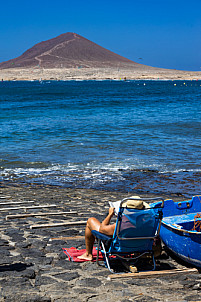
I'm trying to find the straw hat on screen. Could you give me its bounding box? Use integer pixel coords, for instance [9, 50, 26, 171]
[122, 197, 150, 209]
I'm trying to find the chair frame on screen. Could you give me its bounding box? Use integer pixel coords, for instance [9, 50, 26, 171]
[92, 197, 164, 273]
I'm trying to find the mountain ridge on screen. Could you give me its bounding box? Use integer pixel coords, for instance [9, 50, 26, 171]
[0, 32, 139, 69]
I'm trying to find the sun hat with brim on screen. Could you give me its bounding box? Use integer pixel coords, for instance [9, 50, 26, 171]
[122, 198, 150, 209]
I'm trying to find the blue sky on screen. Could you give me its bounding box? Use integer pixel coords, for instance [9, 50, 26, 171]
[0, 0, 201, 71]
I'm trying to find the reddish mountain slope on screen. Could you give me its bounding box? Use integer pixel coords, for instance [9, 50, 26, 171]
[0, 32, 138, 69]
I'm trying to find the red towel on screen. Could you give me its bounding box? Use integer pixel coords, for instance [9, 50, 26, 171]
[63, 247, 104, 262]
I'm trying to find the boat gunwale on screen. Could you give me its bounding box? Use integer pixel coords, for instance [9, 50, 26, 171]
[161, 220, 201, 235]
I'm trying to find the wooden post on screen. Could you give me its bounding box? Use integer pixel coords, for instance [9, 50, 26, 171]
[0, 201, 35, 206]
[30, 220, 87, 229]
[0, 204, 57, 211]
[107, 268, 198, 280]
[6, 211, 78, 220]
[49, 235, 85, 241]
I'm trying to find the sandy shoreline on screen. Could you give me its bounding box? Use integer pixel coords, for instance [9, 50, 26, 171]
[0, 182, 200, 301]
[1, 66, 201, 81]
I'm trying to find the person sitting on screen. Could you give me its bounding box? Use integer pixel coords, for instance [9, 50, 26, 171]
[77, 207, 115, 261]
[77, 198, 150, 261]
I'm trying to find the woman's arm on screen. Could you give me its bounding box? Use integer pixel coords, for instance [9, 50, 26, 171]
[99, 207, 116, 236]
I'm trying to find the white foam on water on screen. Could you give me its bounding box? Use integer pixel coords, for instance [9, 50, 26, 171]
[1, 159, 200, 180]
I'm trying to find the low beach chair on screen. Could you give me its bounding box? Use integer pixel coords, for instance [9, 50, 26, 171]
[92, 197, 164, 273]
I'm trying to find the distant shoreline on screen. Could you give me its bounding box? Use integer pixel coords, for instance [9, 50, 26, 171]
[1, 67, 201, 81]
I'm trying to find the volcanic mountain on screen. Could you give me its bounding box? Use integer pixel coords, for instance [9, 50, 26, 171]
[0, 32, 139, 69]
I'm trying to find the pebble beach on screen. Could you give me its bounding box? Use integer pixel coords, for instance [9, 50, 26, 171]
[1, 66, 201, 81]
[0, 182, 200, 302]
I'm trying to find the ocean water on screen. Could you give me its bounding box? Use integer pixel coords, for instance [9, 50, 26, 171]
[1, 80, 201, 197]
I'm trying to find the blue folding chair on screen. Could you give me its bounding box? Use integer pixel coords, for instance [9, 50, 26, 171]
[92, 197, 164, 273]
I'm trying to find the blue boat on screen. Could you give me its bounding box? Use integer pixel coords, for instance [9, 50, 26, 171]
[158, 195, 201, 268]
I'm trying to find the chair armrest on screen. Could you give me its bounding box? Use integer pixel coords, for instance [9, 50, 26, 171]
[92, 230, 112, 242]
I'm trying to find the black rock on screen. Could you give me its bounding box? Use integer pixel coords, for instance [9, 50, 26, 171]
[0, 239, 9, 246]
[48, 239, 67, 245]
[42, 257, 53, 265]
[30, 240, 48, 250]
[0, 262, 32, 273]
[92, 270, 109, 277]
[4, 294, 51, 302]
[58, 251, 67, 260]
[76, 278, 102, 287]
[0, 249, 11, 257]
[73, 288, 96, 294]
[53, 271, 79, 281]
[53, 259, 80, 269]
[15, 242, 32, 249]
[44, 245, 61, 253]
[21, 296, 51, 302]
[20, 248, 45, 258]
[35, 275, 55, 286]
[17, 268, 36, 279]
[181, 280, 198, 288]
[184, 294, 201, 301]
[0, 256, 14, 266]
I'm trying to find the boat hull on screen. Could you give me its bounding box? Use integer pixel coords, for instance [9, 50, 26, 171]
[158, 196, 201, 268]
[160, 222, 201, 268]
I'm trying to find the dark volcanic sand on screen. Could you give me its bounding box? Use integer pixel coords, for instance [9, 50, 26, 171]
[0, 182, 200, 302]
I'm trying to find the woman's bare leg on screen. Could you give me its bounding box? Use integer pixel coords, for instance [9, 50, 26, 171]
[77, 217, 101, 260]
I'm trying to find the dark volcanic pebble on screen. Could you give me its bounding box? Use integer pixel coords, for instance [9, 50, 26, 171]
[52, 271, 79, 281]
[76, 277, 102, 287]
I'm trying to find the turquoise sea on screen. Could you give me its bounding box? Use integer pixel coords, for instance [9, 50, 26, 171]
[1, 80, 201, 197]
